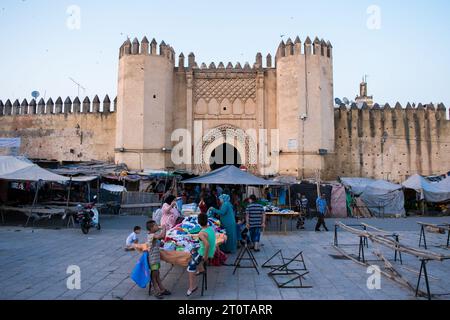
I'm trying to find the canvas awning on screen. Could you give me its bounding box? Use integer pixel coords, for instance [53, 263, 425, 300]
[182, 166, 281, 186]
[101, 183, 127, 193]
[360, 180, 405, 215]
[402, 174, 450, 203]
[272, 175, 298, 185]
[340, 177, 376, 196]
[70, 176, 99, 183]
[0, 156, 70, 183]
[341, 177, 405, 216]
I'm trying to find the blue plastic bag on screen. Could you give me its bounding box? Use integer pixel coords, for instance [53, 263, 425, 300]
[130, 252, 151, 288]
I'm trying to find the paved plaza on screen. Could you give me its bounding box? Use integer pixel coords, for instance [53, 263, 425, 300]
[0, 216, 449, 300]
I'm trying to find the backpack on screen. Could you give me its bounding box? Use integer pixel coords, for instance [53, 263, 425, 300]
[210, 248, 228, 266]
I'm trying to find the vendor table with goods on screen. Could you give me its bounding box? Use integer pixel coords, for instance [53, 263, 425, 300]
[161, 233, 227, 266]
[264, 210, 304, 233]
[137, 215, 227, 267]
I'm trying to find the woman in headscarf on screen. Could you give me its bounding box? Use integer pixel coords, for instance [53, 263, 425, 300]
[160, 195, 181, 230]
[208, 194, 237, 254]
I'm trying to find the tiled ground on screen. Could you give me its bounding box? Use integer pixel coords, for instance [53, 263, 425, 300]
[0, 215, 449, 300]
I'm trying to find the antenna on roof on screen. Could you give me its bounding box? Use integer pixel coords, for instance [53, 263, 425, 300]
[68, 77, 86, 97]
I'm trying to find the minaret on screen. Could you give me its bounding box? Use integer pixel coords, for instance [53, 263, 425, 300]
[360, 77, 368, 97]
[355, 76, 374, 108]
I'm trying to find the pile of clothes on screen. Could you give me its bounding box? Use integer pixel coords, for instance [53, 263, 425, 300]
[181, 203, 201, 216]
[162, 216, 225, 253]
[263, 205, 295, 214]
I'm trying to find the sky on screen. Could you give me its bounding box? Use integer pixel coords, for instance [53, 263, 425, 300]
[0, 0, 449, 108]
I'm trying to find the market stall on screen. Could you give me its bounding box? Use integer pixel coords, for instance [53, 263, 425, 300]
[0, 156, 98, 226]
[402, 174, 450, 203]
[136, 215, 227, 267]
[341, 177, 406, 217]
[181, 165, 281, 187]
[264, 211, 301, 233]
[182, 166, 288, 234]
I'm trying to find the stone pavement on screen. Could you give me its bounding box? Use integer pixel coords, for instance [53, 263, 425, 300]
[0, 215, 449, 300]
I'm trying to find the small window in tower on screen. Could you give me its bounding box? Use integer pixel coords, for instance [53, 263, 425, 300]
[153, 95, 157, 99]
[223, 107, 227, 111]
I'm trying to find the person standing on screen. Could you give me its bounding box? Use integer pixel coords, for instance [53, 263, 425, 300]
[315, 193, 329, 232]
[245, 195, 266, 252]
[146, 220, 171, 299]
[263, 188, 272, 202]
[205, 189, 219, 211]
[160, 195, 181, 230]
[208, 194, 237, 254]
[198, 194, 208, 215]
[296, 194, 307, 230]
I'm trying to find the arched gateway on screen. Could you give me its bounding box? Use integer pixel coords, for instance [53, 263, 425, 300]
[194, 125, 257, 174]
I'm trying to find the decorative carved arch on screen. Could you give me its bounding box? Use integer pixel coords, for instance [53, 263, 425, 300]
[194, 124, 258, 174]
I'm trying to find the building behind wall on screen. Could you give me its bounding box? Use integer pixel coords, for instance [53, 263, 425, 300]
[0, 35, 449, 182]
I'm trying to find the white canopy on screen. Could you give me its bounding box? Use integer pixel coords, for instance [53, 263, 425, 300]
[101, 183, 127, 193]
[402, 174, 450, 203]
[182, 165, 281, 186]
[340, 177, 376, 196]
[70, 176, 99, 183]
[341, 177, 405, 216]
[0, 156, 70, 183]
[272, 175, 298, 185]
[360, 180, 405, 216]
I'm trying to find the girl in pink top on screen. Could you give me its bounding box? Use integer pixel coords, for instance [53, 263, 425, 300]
[160, 195, 181, 230]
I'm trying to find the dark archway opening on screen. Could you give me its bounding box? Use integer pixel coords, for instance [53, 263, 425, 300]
[209, 143, 242, 171]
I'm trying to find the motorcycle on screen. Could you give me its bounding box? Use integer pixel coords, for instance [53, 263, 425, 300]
[76, 196, 101, 234]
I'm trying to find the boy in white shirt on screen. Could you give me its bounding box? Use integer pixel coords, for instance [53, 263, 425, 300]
[125, 226, 141, 251]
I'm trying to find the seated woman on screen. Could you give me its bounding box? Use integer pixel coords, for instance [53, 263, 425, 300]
[160, 195, 181, 230]
[208, 194, 237, 254]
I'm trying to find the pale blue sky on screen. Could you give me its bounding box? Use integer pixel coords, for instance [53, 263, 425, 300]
[0, 0, 449, 107]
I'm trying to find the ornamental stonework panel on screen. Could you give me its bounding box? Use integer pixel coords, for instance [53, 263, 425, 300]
[194, 78, 257, 103]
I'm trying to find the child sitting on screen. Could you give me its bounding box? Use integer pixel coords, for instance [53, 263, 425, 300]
[146, 220, 171, 299]
[186, 213, 216, 297]
[125, 226, 141, 251]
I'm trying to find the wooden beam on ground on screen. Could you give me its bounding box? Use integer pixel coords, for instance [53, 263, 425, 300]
[373, 251, 415, 292]
[361, 223, 392, 235]
[336, 222, 450, 261]
[417, 221, 450, 232]
[332, 245, 428, 298]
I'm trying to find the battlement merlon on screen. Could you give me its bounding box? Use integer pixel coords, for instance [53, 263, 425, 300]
[119, 37, 175, 63]
[119, 36, 332, 71]
[335, 102, 448, 121]
[276, 36, 333, 61]
[0, 95, 116, 116]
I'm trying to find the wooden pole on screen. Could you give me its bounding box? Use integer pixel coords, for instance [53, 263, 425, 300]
[96, 178, 100, 201]
[26, 180, 41, 227]
[87, 182, 91, 202]
[288, 185, 292, 210]
[316, 170, 321, 197]
[66, 177, 73, 208]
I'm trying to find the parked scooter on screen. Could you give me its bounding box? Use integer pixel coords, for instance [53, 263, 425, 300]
[76, 196, 101, 234]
